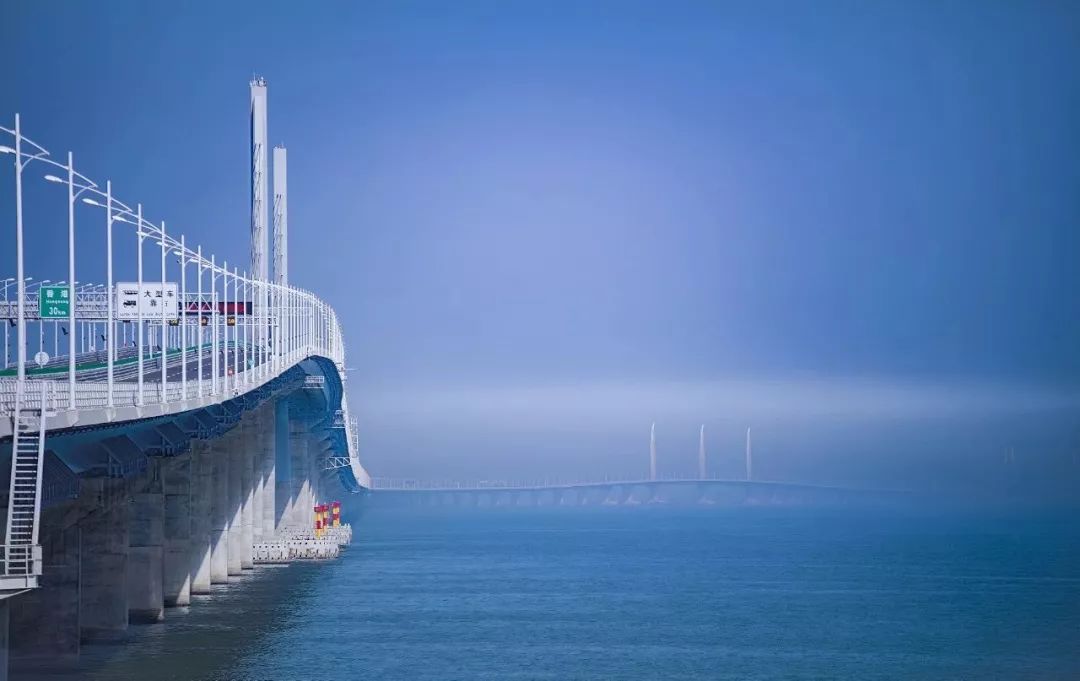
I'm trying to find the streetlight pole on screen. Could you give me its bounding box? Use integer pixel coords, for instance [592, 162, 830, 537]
[44, 152, 98, 408]
[233, 267, 239, 388]
[2, 115, 51, 386]
[66, 152, 75, 405]
[160, 221, 167, 402]
[83, 186, 119, 406]
[179, 236, 186, 398]
[13, 115, 26, 383]
[105, 184, 115, 406]
[137, 205, 144, 406]
[197, 245, 203, 397]
[241, 271, 247, 385]
[211, 256, 218, 396]
[223, 261, 230, 395]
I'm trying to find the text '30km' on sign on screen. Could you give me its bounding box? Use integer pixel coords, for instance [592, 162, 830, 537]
[38, 286, 70, 319]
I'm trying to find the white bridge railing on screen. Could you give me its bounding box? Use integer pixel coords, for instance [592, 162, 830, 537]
[0, 112, 355, 428]
[0, 345, 318, 415]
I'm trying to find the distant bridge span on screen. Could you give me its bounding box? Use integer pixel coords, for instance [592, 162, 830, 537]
[371, 477, 903, 507]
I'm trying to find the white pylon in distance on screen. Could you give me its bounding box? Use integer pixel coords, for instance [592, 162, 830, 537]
[698, 424, 706, 480]
[649, 422, 657, 481]
[745, 426, 753, 481]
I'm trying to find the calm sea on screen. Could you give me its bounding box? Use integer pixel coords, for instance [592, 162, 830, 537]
[22, 505, 1080, 680]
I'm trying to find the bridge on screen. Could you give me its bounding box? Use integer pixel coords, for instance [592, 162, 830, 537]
[369, 477, 882, 507]
[371, 426, 900, 507]
[0, 79, 370, 675]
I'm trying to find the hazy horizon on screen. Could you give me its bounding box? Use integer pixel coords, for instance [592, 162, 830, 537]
[4, 1, 1079, 501]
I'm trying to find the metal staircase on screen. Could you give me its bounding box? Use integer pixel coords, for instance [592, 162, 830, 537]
[2, 381, 48, 590]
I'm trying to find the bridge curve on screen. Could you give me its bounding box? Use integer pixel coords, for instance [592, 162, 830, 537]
[0, 82, 371, 669]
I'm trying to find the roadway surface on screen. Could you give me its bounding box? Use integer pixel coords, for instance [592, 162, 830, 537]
[4, 344, 256, 385]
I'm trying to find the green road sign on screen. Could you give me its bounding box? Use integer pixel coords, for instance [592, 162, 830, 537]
[39, 285, 70, 319]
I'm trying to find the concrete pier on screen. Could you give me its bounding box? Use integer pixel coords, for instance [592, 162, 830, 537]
[275, 400, 293, 529]
[288, 420, 310, 530]
[79, 479, 130, 642]
[209, 434, 231, 584]
[128, 465, 165, 623]
[251, 409, 265, 546]
[261, 404, 277, 538]
[162, 454, 193, 607]
[227, 433, 245, 576]
[190, 441, 213, 594]
[240, 418, 255, 570]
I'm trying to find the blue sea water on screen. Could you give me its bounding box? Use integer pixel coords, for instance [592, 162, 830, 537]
[33, 505, 1080, 680]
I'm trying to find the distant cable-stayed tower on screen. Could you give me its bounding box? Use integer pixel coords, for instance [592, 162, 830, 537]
[273, 145, 288, 285]
[745, 427, 753, 481]
[698, 424, 706, 480]
[649, 422, 657, 481]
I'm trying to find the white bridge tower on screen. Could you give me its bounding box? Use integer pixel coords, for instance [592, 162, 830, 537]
[250, 77, 269, 284]
[649, 422, 657, 481]
[745, 426, 753, 481]
[698, 424, 706, 479]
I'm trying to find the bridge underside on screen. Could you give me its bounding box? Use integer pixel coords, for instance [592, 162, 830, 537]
[0, 356, 367, 665]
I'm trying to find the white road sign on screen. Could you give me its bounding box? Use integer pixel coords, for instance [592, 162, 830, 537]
[116, 282, 179, 320]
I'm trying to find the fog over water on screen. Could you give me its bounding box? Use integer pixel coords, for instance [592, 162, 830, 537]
[359, 377, 1080, 501]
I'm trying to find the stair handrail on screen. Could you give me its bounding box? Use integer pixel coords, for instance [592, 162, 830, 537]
[4, 378, 26, 552]
[30, 381, 48, 548]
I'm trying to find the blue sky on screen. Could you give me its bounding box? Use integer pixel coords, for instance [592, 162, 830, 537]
[3, 1, 1079, 494]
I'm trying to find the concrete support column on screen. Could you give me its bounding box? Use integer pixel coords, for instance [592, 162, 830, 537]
[128, 463, 165, 623]
[162, 454, 192, 607]
[80, 479, 129, 642]
[288, 420, 310, 531]
[240, 418, 255, 570]
[190, 441, 213, 594]
[262, 404, 277, 538]
[274, 399, 291, 531]
[251, 407, 265, 545]
[209, 434, 231, 584]
[227, 428, 245, 575]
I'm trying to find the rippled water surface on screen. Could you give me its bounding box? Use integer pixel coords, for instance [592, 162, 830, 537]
[21, 505, 1080, 680]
